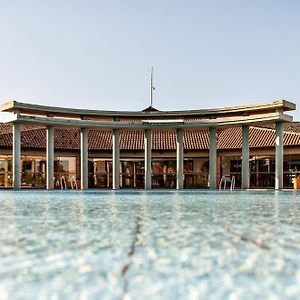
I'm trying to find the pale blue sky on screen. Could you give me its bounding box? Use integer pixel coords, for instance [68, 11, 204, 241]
[0, 0, 299, 120]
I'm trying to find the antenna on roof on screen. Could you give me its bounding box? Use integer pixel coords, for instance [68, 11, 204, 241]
[150, 66, 155, 107]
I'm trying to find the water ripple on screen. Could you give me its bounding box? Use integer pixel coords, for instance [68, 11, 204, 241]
[0, 190, 299, 299]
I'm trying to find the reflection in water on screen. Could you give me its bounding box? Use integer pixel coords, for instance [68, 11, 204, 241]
[0, 190, 300, 299]
[109, 191, 117, 220]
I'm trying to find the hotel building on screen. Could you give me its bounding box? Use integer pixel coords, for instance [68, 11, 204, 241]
[0, 100, 299, 190]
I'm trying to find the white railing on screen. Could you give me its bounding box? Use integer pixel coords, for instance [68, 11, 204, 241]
[70, 176, 78, 189]
[60, 176, 67, 189]
[219, 175, 235, 191]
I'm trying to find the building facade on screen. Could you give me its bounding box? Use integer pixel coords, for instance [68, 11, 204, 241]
[0, 100, 297, 190]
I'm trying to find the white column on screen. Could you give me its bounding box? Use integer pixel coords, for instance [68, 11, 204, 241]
[209, 127, 217, 189]
[12, 123, 21, 189]
[275, 121, 284, 190]
[242, 125, 250, 189]
[176, 128, 184, 189]
[112, 129, 120, 190]
[46, 126, 54, 190]
[81, 128, 88, 189]
[144, 129, 152, 189]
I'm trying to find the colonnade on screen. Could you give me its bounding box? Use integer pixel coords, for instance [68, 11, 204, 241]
[11, 122, 285, 190]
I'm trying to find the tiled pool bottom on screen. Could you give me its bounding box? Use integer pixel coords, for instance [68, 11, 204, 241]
[0, 191, 300, 300]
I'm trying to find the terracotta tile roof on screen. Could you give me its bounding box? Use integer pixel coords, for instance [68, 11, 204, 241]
[184, 130, 210, 149]
[0, 123, 12, 135]
[217, 127, 242, 149]
[258, 122, 300, 133]
[217, 126, 300, 149]
[22, 128, 46, 148]
[0, 123, 44, 135]
[90, 129, 210, 150]
[0, 123, 300, 151]
[284, 130, 300, 145]
[0, 127, 47, 148]
[0, 132, 12, 147]
[89, 130, 112, 150]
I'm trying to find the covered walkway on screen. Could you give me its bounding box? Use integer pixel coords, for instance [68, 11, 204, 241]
[0, 99, 296, 190]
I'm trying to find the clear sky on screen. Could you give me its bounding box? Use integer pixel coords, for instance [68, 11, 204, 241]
[0, 0, 299, 121]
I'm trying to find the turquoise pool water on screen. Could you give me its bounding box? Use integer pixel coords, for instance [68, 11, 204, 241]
[0, 190, 300, 299]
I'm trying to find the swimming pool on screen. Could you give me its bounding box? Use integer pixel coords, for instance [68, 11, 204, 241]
[0, 190, 299, 299]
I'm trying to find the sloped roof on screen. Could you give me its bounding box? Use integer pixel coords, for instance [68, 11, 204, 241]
[0, 127, 210, 150]
[218, 125, 300, 149]
[218, 127, 276, 149]
[141, 106, 159, 112]
[258, 123, 300, 133]
[0, 123, 300, 151]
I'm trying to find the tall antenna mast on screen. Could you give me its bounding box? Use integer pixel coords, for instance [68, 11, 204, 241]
[150, 67, 155, 107]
